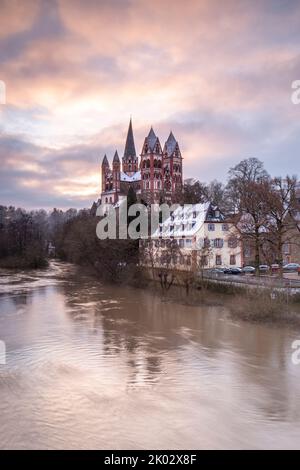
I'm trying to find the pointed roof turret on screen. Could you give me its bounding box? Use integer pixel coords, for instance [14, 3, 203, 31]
[123, 118, 136, 160]
[165, 131, 177, 156]
[146, 127, 157, 151]
[102, 154, 109, 166]
[113, 150, 120, 163]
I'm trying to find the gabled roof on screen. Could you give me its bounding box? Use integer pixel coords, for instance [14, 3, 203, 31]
[151, 202, 226, 238]
[123, 118, 136, 160]
[120, 171, 141, 182]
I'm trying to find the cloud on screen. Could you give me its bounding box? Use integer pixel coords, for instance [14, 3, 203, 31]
[0, 0, 299, 208]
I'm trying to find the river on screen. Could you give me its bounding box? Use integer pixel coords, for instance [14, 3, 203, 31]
[0, 261, 299, 449]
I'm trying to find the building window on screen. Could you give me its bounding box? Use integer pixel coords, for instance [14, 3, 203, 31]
[208, 223, 215, 231]
[230, 255, 236, 265]
[179, 239, 184, 248]
[105, 197, 108, 203]
[185, 239, 192, 247]
[214, 238, 224, 248]
[201, 255, 208, 266]
[193, 211, 197, 218]
[244, 245, 251, 257]
[228, 237, 238, 248]
[216, 255, 222, 266]
[283, 243, 291, 255]
[222, 223, 229, 231]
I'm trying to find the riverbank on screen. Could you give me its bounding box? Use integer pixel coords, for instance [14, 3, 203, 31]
[139, 267, 300, 327]
[0, 255, 49, 270]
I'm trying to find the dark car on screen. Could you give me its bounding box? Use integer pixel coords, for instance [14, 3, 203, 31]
[224, 268, 242, 275]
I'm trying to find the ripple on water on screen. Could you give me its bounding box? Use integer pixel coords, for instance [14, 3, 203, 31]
[1, 261, 300, 449]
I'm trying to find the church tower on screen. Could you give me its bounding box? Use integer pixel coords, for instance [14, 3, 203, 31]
[122, 118, 138, 176]
[163, 132, 183, 202]
[112, 150, 121, 200]
[101, 154, 110, 193]
[140, 127, 163, 204]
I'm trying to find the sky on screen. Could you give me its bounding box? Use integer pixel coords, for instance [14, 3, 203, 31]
[0, 0, 299, 210]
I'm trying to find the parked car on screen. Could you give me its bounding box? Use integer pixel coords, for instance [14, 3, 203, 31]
[242, 266, 255, 274]
[224, 267, 243, 275]
[270, 264, 280, 273]
[208, 268, 225, 274]
[259, 265, 270, 273]
[283, 263, 300, 272]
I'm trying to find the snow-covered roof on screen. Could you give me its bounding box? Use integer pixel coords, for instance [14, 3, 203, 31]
[120, 171, 141, 182]
[152, 202, 211, 238]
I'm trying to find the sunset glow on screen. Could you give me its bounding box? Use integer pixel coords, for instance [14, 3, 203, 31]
[0, 0, 299, 209]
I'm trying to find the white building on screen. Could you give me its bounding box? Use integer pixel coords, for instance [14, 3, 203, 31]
[146, 202, 242, 270]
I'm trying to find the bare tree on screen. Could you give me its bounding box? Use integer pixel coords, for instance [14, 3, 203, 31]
[264, 176, 299, 277]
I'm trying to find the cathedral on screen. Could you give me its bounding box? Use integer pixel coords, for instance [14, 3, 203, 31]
[100, 119, 183, 206]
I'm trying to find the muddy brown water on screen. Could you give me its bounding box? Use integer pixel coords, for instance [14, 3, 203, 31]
[0, 261, 299, 449]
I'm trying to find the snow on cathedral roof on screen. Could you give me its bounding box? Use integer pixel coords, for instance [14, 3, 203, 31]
[120, 171, 141, 182]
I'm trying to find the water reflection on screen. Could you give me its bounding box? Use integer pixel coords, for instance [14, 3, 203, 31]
[0, 261, 300, 449]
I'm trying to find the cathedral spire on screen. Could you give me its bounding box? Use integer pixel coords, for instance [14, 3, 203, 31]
[165, 131, 177, 156]
[113, 150, 120, 163]
[102, 154, 109, 166]
[123, 118, 136, 159]
[147, 127, 157, 151]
